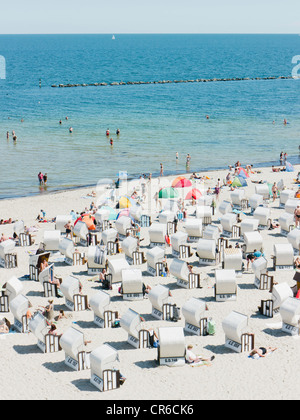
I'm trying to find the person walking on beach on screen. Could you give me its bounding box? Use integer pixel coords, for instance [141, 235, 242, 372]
[272, 182, 278, 202]
[160, 163, 164, 177]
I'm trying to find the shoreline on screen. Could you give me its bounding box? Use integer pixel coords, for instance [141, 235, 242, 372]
[1, 154, 299, 202]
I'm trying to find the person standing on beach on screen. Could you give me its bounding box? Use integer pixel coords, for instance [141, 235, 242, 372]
[176, 152, 179, 162]
[43, 173, 48, 186]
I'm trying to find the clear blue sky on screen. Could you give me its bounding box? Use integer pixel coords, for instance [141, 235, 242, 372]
[0, 0, 299, 34]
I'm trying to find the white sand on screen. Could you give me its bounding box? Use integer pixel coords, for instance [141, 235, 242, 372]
[1, 164, 300, 401]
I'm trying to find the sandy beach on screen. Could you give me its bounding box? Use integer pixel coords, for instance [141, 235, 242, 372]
[1, 163, 300, 401]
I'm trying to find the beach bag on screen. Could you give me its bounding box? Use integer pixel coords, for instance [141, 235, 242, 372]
[207, 319, 216, 335]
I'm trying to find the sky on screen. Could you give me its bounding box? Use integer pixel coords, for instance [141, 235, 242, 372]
[0, 0, 299, 34]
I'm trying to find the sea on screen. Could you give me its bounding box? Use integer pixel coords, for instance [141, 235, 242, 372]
[0, 34, 300, 200]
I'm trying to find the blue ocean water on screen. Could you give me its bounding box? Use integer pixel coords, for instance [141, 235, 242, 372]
[0, 34, 300, 199]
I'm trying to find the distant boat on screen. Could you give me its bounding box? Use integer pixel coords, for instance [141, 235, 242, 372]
[112, 35, 115, 40]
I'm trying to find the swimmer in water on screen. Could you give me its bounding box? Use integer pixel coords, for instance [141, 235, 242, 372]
[110, 138, 113, 146]
[106, 129, 110, 137]
[206, 115, 210, 120]
[6, 131, 9, 140]
[69, 127, 73, 133]
[116, 128, 120, 135]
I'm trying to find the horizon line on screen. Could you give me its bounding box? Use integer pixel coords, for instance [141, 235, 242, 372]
[0, 32, 298, 35]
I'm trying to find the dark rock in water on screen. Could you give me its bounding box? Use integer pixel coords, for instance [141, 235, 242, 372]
[51, 84, 57, 88]
[100, 82, 107, 86]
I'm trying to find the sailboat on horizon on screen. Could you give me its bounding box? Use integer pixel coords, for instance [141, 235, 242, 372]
[112, 35, 115, 40]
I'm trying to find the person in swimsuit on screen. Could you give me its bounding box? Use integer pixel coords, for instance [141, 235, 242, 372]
[294, 206, 300, 228]
[249, 347, 277, 358]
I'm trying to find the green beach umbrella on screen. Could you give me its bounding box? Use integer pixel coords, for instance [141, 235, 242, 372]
[159, 187, 179, 199]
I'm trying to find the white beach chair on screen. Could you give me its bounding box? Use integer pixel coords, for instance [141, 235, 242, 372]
[115, 216, 132, 239]
[29, 251, 51, 281]
[222, 311, 254, 353]
[87, 245, 107, 274]
[249, 194, 264, 212]
[122, 235, 145, 265]
[202, 224, 220, 240]
[0, 276, 23, 313]
[196, 238, 219, 266]
[182, 298, 208, 336]
[240, 218, 259, 240]
[149, 223, 167, 247]
[107, 255, 130, 289]
[158, 326, 186, 366]
[169, 258, 200, 289]
[220, 213, 240, 238]
[58, 237, 78, 265]
[230, 189, 246, 209]
[280, 189, 295, 208]
[222, 248, 243, 273]
[55, 215, 71, 234]
[242, 231, 263, 255]
[279, 213, 295, 236]
[60, 275, 88, 311]
[146, 246, 165, 276]
[89, 290, 117, 328]
[215, 269, 237, 302]
[287, 228, 300, 255]
[0, 239, 17, 269]
[171, 231, 192, 259]
[60, 327, 90, 371]
[253, 207, 271, 230]
[73, 221, 89, 246]
[9, 294, 31, 333]
[29, 311, 61, 353]
[285, 198, 300, 215]
[120, 308, 150, 348]
[183, 219, 203, 242]
[273, 243, 294, 271]
[255, 184, 270, 201]
[259, 282, 293, 318]
[252, 257, 273, 290]
[90, 344, 121, 392]
[148, 284, 176, 321]
[196, 206, 212, 225]
[43, 230, 61, 252]
[121, 269, 144, 300]
[280, 297, 300, 336]
[218, 200, 232, 215]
